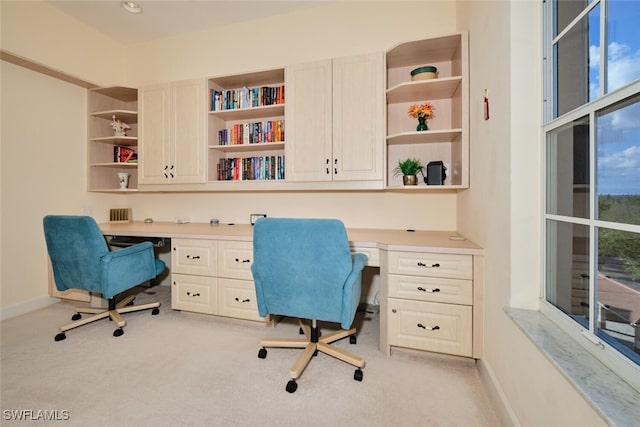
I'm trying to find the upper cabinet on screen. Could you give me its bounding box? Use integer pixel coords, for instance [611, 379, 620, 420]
[138, 79, 207, 185]
[285, 52, 385, 184]
[87, 87, 138, 191]
[386, 33, 469, 190]
[207, 69, 286, 186]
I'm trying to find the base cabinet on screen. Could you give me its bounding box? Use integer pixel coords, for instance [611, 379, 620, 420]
[381, 249, 482, 359]
[171, 238, 267, 322]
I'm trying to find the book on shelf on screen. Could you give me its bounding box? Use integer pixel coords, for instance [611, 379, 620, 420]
[217, 120, 284, 145]
[217, 155, 285, 181]
[210, 84, 285, 112]
[114, 146, 136, 163]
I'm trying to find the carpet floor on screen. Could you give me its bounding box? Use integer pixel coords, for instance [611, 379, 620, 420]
[1, 285, 500, 426]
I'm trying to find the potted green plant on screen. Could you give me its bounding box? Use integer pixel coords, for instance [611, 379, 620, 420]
[394, 158, 424, 185]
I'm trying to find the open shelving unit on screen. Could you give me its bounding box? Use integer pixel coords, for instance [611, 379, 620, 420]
[386, 33, 469, 190]
[207, 69, 286, 184]
[88, 87, 138, 191]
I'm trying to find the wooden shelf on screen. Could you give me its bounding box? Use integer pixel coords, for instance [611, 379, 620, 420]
[209, 142, 285, 153]
[91, 109, 138, 123]
[386, 77, 462, 104]
[387, 129, 463, 145]
[209, 104, 284, 121]
[91, 136, 138, 145]
[90, 162, 138, 168]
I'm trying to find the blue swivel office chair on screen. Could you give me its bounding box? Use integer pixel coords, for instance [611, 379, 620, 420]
[251, 218, 368, 393]
[43, 215, 165, 341]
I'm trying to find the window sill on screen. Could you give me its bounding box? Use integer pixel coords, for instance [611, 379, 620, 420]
[505, 308, 640, 427]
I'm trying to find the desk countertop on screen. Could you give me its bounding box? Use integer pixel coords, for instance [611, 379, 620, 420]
[99, 221, 483, 255]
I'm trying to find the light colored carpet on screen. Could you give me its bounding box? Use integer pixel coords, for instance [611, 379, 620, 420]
[1, 285, 500, 426]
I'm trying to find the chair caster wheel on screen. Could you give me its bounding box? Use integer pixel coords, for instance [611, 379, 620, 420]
[113, 328, 124, 337]
[71, 313, 81, 321]
[354, 368, 363, 382]
[54, 333, 66, 342]
[286, 380, 297, 393]
[258, 348, 267, 359]
[350, 335, 357, 344]
[152, 308, 160, 315]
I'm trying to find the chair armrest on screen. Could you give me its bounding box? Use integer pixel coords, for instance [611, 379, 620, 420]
[100, 242, 158, 299]
[340, 252, 368, 329]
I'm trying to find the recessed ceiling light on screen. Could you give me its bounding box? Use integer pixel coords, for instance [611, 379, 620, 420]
[121, 1, 142, 14]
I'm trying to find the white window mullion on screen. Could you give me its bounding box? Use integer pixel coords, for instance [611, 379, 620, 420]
[600, 0, 607, 96]
[588, 110, 597, 335]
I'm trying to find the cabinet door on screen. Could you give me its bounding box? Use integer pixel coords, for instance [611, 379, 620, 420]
[170, 79, 207, 184]
[285, 59, 333, 181]
[139, 83, 171, 184]
[332, 52, 385, 181]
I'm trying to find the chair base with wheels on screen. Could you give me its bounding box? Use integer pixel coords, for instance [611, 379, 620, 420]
[54, 294, 160, 341]
[257, 318, 365, 393]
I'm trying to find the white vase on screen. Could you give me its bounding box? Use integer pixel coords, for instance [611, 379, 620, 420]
[117, 172, 129, 190]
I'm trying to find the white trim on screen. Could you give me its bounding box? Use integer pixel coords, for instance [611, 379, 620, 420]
[0, 296, 60, 321]
[477, 358, 521, 427]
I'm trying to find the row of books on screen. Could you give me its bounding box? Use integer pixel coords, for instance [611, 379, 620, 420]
[217, 156, 285, 181]
[114, 146, 137, 163]
[211, 85, 284, 111]
[218, 120, 284, 145]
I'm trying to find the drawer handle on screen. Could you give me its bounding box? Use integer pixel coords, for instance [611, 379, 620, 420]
[417, 287, 440, 293]
[417, 262, 440, 268]
[235, 297, 251, 303]
[235, 258, 251, 263]
[186, 255, 201, 260]
[417, 323, 440, 331]
[186, 292, 201, 297]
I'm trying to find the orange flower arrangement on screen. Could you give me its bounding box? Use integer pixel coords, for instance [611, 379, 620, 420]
[408, 102, 435, 119]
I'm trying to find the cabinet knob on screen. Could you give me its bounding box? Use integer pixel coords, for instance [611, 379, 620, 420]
[391, 308, 397, 313]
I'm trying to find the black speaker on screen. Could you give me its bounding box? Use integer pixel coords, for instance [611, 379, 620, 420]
[425, 161, 447, 185]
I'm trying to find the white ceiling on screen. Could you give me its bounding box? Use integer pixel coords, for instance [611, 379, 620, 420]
[47, 1, 330, 44]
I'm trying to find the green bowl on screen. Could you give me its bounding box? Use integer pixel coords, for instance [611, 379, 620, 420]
[410, 66, 438, 80]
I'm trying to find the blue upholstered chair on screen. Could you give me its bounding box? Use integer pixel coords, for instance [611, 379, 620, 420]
[251, 218, 368, 393]
[43, 215, 165, 341]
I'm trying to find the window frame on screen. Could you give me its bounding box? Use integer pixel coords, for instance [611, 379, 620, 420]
[542, 0, 640, 393]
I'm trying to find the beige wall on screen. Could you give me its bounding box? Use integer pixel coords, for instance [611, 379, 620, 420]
[0, 1, 606, 425]
[456, 1, 603, 426]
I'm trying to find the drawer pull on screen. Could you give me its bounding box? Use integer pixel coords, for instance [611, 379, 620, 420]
[417, 323, 440, 331]
[417, 286, 440, 293]
[186, 292, 201, 297]
[235, 297, 251, 303]
[235, 258, 251, 263]
[186, 255, 200, 260]
[417, 262, 440, 268]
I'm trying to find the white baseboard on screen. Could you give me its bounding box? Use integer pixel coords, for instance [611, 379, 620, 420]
[477, 358, 520, 427]
[0, 296, 59, 321]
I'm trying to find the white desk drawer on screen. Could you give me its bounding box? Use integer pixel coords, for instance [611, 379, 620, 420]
[218, 240, 254, 280]
[218, 278, 267, 322]
[351, 246, 380, 267]
[172, 238, 217, 276]
[388, 298, 472, 357]
[388, 274, 473, 305]
[388, 251, 472, 280]
[171, 273, 216, 314]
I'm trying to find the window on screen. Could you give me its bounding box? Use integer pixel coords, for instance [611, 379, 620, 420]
[544, 0, 640, 393]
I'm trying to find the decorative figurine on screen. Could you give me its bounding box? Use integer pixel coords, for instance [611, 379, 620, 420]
[110, 115, 131, 137]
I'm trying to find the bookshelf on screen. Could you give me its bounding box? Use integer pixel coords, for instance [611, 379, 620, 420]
[88, 87, 138, 192]
[207, 69, 286, 183]
[386, 33, 469, 190]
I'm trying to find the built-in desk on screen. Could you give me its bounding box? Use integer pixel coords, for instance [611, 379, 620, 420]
[96, 221, 484, 359]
